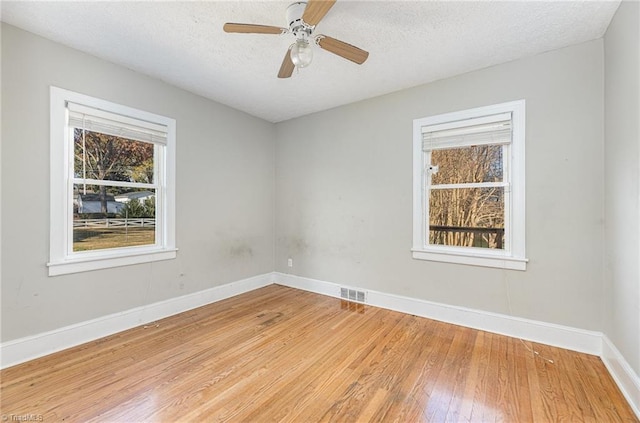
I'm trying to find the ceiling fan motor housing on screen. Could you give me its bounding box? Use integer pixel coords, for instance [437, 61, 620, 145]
[287, 2, 311, 35]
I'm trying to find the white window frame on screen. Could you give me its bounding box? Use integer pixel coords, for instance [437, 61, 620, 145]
[412, 100, 527, 271]
[48, 87, 177, 276]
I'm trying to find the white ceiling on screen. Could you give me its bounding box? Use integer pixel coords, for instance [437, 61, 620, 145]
[1, 1, 620, 123]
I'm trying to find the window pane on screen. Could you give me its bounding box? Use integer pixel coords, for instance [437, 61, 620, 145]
[73, 184, 156, 252]
[431, 145, 503, 185]
[73, 128, 154, 184]
[429, 187, 504, 249]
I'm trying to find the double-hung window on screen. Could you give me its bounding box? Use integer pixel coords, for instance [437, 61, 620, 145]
[412, 100, 527, 270]
[49, 87, 176, 276]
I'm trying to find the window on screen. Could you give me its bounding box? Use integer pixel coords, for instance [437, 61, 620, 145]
[49, 87, 176, 276]
[412, 100, 527, 270]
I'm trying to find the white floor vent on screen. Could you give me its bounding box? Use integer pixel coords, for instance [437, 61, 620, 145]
[340, 287, 366, 304]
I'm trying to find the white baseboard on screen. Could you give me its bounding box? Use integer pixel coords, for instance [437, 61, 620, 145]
[274, 272, 602, 355]
[602, 335, 640, 418]
[0, 272, 274, 369]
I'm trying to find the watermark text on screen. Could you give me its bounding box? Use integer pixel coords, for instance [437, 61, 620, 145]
[2, 414, 44, 422]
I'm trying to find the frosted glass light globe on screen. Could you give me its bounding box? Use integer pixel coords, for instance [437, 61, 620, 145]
[291, 39, 313, 68]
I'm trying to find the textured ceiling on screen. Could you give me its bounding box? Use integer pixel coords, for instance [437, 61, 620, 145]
[1, 1, 620, 123]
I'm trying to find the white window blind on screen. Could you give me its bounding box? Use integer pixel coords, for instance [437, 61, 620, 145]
[422, 112, 512, 151]
[67, 102, 168, 145]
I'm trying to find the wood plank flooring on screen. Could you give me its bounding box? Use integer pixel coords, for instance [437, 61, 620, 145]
[1, 285, 637, 422]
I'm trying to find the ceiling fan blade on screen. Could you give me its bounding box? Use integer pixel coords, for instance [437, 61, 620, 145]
[278, 48, 295, 78]
[223, 23, 286, 34]
[317, 35, 369, 65]
[302, 0, 336, 26]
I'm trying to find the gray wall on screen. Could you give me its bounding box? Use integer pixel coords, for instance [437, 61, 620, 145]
[1, 24, 276, 341]
[604, 1, 640, 376]
[276, 40, 605, 331]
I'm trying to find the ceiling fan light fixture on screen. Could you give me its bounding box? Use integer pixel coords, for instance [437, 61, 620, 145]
[290, 39, 313, 68]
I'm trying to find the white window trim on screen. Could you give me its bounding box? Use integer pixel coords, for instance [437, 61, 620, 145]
[412, 100, 527, 271]
[48, 87, 177, 276]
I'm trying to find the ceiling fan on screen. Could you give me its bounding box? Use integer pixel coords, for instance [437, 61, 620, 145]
[223, 0, 369, 78]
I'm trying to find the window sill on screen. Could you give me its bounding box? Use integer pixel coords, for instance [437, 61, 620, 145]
[411, 248, 527, 271]
[48, 248, 177, 276]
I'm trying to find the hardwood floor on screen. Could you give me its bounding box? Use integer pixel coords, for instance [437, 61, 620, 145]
[1, 285, 637, 422]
